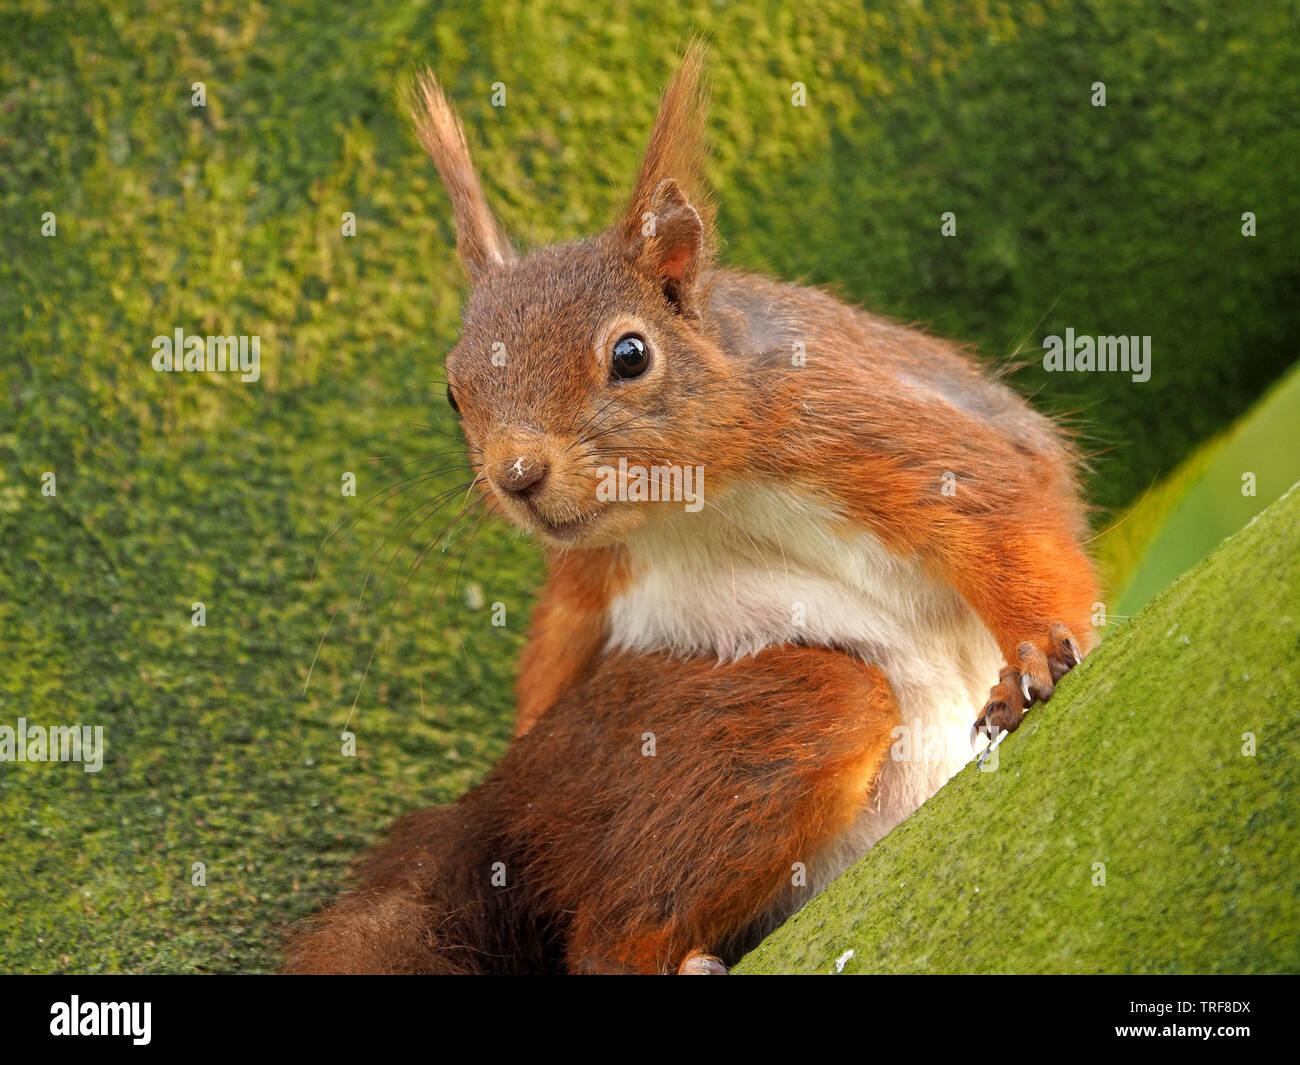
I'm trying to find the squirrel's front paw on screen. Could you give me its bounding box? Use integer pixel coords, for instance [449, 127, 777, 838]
[972, 622, 1084, 742]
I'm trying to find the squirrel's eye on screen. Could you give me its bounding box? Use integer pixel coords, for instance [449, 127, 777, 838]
[447, 384, 460, 414]
[610, 334, 650, 380]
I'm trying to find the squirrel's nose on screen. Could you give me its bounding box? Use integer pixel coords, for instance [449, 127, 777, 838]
[494, 455, 549, 498]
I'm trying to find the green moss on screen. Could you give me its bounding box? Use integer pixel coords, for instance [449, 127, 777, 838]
[738, 484, 1300, 974]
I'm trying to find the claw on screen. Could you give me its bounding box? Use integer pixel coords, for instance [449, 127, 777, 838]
[1021, 673, 1033, 705]
[971, 714, 1000, 749]
[1063, 638, 1081, 666]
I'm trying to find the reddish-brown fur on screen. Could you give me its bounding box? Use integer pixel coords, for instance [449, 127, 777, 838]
[513, 549, 626, 735]
[284, 647, 897, 974]
[286, 45, 1099, 973]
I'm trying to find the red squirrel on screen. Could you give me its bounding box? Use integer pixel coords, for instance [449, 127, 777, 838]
[284, 45, 1098, 974]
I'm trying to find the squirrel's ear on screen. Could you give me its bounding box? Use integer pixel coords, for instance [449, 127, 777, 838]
[625, 179, 707, 314]
[617, 43, 714, 315]
[404, 69, 515, 280]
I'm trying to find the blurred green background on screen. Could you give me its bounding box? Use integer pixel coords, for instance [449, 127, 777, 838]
[0, 0, 1296, 972]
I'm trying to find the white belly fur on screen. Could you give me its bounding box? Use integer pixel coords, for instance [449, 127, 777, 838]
[605, 481, 1003, 899]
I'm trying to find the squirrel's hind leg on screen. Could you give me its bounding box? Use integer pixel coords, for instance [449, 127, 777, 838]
[546, 646, 899, 974]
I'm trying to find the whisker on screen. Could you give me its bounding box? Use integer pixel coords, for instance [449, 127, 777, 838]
[380, 449, 475, 474]
[302, 607, 339, 696]
[428, 508, 495, 676]
[346, 498, 481, 723]
[382, 503, 478, 632]
[310, 460, 472, 581]
[343, 631, 381, 733]
[339, 470, 476, 598]
[450, 508, 491, 630]
[579, 411, 659, 447]
[307, 470, 477, 703]
[408, 420, 476, 448]
[566, 393, 624, 447]
[360, 480, 483, 608]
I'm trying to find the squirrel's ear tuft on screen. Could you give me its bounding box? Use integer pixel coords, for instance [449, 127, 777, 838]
[403, 69, 515, 280]
[617, 42, 714, 314]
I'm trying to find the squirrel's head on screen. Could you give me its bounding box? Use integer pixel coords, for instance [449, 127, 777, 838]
[405, 45, 740, 548]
